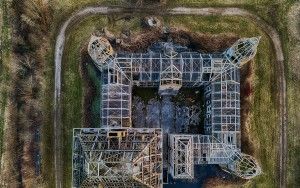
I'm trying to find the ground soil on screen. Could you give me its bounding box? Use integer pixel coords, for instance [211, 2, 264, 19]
[168, 28, 239, 52]
[107, 22, 239, 53]
[240, 61, 255, 155]
[203, 177, 246, 188]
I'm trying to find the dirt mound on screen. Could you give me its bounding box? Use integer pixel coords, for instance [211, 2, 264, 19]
[240, 61, 256, 156]
[203, 177, 246, 188]
[106, 25, 238, 53]
[168, 28, 238, 52]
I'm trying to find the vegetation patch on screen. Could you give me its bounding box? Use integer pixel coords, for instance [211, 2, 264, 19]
[286, 3, 300, 187]
[0, 0, 10, 170]
[1, 0, 53, 186]
[132, 87, 159, 102]
[80, 49, 102, 128]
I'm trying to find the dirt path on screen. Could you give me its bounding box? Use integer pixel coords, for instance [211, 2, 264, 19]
[54, 6, 286, 188]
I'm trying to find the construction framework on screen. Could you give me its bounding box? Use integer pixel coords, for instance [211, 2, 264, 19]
[72, 36, 262, 187]
[73, 128, 162, 188]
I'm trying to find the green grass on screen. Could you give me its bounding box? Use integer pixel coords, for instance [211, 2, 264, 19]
[286, 25, 300, 187]
[51, 0, 122, 32]
[61, 15, 107, 188]
[57, 13, 278, 187]
[247, 37, 278, 188]
[41, 45, 55, 187]
[287, 75, 300, 187]
[168, 0, 295, 42]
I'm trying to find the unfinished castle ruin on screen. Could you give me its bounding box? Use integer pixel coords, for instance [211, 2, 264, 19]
[72, 31, 262, 187]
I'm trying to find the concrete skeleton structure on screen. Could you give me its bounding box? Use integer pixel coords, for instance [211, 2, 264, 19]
[72, 35, 262, 187]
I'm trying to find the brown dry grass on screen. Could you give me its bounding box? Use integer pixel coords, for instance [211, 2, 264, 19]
[240, 62, 256, 155]
[113, 27, 163, 52]
[168, 27, 239, 52]
[204, 177, 246, 188]
[0, 103, 22, 187]
[1, 0, 53, 187]
[104, 22, 239, 53]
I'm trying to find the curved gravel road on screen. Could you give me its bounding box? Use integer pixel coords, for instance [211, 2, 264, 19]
[54, 6, 286, 188]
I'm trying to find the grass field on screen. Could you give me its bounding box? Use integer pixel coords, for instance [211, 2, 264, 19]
[41, 44, 55, 187]
[287, 50, 300, 187]
[55, 13, 278, 187]
[286, 4, 300, 186]
[51, 0, 121, 29]
[169, 0, 296, 26]
[61, 15, 107, 188]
